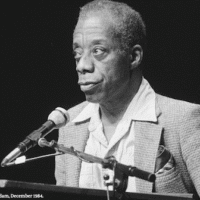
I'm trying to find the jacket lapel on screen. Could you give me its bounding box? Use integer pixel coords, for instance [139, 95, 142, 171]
[134, 121, 163, 192]
[65, 121, 89, 187]
[134, 97, 163, 193]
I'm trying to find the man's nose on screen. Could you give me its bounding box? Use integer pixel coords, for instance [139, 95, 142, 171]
[76, 54, 94, 74]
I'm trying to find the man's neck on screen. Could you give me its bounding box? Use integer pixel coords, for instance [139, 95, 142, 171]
[100, 74, 142, 126]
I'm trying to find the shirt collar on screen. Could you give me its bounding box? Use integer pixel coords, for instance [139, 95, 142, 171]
[123, 78, 157, 122]
[72, 102, 98, 123]
[72, 77, 157, 123]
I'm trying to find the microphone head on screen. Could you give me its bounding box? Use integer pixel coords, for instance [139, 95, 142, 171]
[48, 107, 69, 128]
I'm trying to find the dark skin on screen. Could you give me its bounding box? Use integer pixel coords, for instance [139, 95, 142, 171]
[73, 13, 143, 142]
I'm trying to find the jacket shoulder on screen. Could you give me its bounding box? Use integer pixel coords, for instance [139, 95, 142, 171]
[156, 94, 200, 113]
[155, 93, 200, 129]
[67, 101, 89, 122]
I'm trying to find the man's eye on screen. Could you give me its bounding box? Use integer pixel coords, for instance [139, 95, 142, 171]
[73, 50, 82, 60]
[93, 48, 105, 55]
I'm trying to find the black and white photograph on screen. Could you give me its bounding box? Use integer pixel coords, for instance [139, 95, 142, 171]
[1, 0, 200, 199]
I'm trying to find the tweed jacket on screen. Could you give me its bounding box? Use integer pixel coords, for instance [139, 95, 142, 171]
[55, 94, 200, 196]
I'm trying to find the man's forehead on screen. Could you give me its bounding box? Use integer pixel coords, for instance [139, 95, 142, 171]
[76, 17, 107, 29]
[73, 16, 113, 41]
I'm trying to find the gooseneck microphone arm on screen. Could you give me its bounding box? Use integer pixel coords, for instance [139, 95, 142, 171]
[1, 107, 69, 167]
[37, 138, 155, 194]
[38, 138, 156, 183]
[0, 125, 54, 168]
[18, 121, 55, 154]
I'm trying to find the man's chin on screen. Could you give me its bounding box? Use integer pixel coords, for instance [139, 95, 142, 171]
[84, 93, 101, 103]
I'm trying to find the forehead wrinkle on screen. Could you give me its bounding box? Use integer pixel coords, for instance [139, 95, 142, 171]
[74, 24, 108, 37]
[73, 27, 109, 48]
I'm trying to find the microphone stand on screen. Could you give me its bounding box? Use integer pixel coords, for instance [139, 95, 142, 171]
[3, 137, 156, 200]
[5, 152, 63, 167]
[38, 138, 156, 198]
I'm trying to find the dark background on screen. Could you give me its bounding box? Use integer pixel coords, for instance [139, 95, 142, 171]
[1, 0, 200, 185]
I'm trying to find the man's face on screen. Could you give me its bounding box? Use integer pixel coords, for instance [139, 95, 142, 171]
[73, 14, 130, 104]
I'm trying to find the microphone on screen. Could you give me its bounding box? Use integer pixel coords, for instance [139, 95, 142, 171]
[116, 162, 156, 182]
[102, 156, 156, 183]
[1, 107, 69, 167]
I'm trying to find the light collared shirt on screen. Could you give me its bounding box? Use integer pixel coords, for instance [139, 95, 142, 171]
[72, 77, 157, 192]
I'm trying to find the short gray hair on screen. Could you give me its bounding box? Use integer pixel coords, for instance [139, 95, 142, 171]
[77, 0, 146, 54]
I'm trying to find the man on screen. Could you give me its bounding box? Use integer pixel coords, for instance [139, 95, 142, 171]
[55, 0, 200, 196]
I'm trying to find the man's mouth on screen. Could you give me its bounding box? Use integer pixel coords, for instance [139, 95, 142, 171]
[78, 81, 101, 91]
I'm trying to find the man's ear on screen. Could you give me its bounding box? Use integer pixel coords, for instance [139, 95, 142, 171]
[129, 44, 143, 70]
